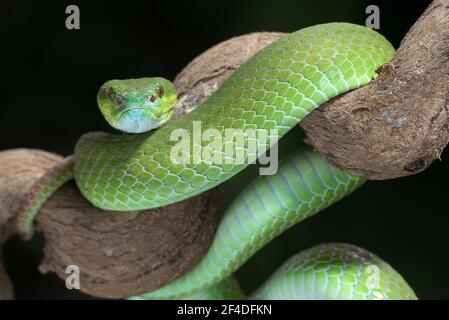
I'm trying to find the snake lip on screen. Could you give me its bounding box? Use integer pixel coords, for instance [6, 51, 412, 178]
[118, 107, 147, 119]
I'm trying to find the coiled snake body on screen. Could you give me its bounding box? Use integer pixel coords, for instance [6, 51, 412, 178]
[17, 23, 416, 299]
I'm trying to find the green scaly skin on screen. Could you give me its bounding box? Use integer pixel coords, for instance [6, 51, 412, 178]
[97, 77, 177, 134]
[133, 148, 412, 299]
[16, 77, 176, 239]
[249, 243, 416, 300]
[16, 156, 75, 240]
[73, 23, 394, 211]
[173, 243, 416, 300]
[16, 23, 417, 299]
[171, 277, 245, 300]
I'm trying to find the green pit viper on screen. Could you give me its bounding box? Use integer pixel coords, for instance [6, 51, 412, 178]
[16, 23, 417, 300]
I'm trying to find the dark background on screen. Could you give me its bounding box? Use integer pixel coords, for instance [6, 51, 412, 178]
[1, 0, 447, 299]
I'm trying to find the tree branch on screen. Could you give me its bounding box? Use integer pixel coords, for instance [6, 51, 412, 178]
[0, 0, 447, 299]
[301, 0, 449, 179]
[0, 149, 221, 298]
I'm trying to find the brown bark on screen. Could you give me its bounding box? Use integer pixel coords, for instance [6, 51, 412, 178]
[0, 252, 13, 299]
[0, 149, 221, 298]
[0, 149, 60, 299]
[301, 0, 449, 179]
[174, 0, 449, 180]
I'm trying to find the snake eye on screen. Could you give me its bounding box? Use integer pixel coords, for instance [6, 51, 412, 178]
[156, 85, 165, 97]
[115, 95, 125, 106]
[149, 95, 157, 103]
[107, 88, 116, 100]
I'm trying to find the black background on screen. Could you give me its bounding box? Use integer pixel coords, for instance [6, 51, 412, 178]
[1, 0, 447, 299]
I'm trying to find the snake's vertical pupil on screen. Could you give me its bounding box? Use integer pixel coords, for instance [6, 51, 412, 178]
[156, 85, 164, 97]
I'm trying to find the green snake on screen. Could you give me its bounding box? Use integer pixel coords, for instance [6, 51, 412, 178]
[16, 23, 417, 299]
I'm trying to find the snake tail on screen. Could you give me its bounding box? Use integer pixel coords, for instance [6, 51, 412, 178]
[16, 156, 75, 240]
[134, 147, 367, 299]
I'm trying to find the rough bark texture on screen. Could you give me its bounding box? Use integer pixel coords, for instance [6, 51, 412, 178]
[0, 0, 447, 299]
[174, 0, 449, 180]
[301, 0, 449, 179]
[0, 149, 221, 298]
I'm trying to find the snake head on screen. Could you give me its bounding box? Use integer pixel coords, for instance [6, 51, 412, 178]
[97, 77, 177, 133]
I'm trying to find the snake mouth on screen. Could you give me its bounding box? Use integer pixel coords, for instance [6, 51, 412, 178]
[116, 107, 157, 133]
[118, 107, 147, 119]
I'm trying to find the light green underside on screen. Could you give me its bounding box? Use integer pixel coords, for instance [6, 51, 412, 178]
[181, 243, 416, 300]
[62, 23, 414, 299]
[250, 243, 416, 300]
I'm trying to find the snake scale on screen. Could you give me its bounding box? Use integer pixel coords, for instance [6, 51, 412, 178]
[16, 23, 417, 299]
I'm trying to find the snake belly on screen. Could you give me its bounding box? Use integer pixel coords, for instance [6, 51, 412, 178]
[73, 23, 395, 211]
[134, 147, 367, 299]
[134, 148, 416, 299]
